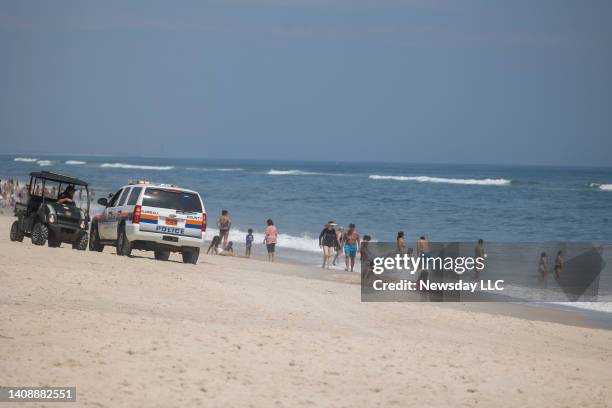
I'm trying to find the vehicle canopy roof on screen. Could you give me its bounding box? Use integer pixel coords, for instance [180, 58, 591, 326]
[29, 171, 88, 187]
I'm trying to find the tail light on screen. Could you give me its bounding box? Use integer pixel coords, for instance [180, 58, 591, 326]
[133, 205, 142, 224]
[201, 213, 207, 232]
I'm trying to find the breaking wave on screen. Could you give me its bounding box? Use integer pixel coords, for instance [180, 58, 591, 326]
[267, 169, 323, 176]
[206, 227, 320, 253]
[14, 157, 38, 162]
[369, 175, 513, 186]
[37, 160, 53, 166]
[186, 167, 244, 172]
[589, 183, 612, 191]
[100, 163, 174, 170]
[65, 160, 86, 165]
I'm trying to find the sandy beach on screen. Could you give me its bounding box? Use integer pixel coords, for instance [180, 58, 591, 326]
[1, 214, 611, 407]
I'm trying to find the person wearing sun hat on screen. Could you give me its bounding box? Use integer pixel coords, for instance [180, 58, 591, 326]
[318, 221, 340, 269]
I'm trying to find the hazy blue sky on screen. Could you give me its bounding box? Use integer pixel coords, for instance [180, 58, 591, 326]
[1, 0, 611, 166]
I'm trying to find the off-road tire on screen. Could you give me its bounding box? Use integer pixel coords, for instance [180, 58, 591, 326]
[72, 231, 88, 250]
[154, 250, 170, 261]
[31, 222, 48, 246]
[116, 227, 132, 256]
[182, 248, 200, 264]
[89, 224, 104, 252]
[10, 221, 24, 242]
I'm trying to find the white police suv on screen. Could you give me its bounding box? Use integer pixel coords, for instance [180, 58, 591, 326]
[89, 181, 207, 264]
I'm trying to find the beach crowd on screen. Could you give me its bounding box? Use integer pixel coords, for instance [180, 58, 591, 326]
[0, 179, 95, 210]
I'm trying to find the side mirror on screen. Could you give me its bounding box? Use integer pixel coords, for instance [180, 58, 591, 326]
[97, 198, 108, 207]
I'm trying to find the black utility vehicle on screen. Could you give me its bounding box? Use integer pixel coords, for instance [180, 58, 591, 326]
[10, 171, 90, 249]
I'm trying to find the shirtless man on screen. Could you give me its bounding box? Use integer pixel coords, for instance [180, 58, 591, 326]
[57, 186, 76, 205]
[417, 236, 431, 271]
[343, 223, 360, 272]
[417, 236, 431, 256]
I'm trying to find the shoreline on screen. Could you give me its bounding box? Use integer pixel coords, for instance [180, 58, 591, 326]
[1, 211, 611, 330]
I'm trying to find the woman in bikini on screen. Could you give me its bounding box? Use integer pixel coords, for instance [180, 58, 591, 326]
[216, 209, 232, 250]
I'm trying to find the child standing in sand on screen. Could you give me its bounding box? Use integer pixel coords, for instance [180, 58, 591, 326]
[245, 229, 254, 258]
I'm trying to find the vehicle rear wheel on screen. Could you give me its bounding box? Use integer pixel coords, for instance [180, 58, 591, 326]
[154, 250, 170, 261]
[72, 230, 88, 250]
[10, 221, 24, 242]
[89, 224, 104, 252]
[182, 248, 200, 264]
[31, 222, 48, 246]
[116, 227, 132, 256]
[47, 231, 61, 248]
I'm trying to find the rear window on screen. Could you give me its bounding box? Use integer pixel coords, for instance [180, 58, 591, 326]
[142, 188, 202, 213]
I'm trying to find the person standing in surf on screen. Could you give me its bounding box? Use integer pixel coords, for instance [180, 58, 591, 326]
[216, 209, 232, 249]
[538, 251, 549, 287]
[474, 239, 485, 280]
[264, 219, 277, 262]
[396, 231, 407, 256]
[332, 226, 344, 266]
[343, 223, 360, 272]
[319, 221, 340, 269]
[554, 250, 563, 280]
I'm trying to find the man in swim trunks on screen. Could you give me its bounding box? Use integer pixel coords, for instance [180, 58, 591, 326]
[343, 223, 360, 272]
[417, 236, 431, 271]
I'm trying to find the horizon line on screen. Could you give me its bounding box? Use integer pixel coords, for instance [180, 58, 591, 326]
[2, 152, 611, 170]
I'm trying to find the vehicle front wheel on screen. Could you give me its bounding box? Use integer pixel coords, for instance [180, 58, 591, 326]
[182, 248, 200, 264]
[72, 231, 88, 250]
[31, 222, 48, 246]
[116, 227, 132, 256]
[10, 221, 24, 242]
[154, 250, 170, 261]
[89, 224, 104, 252]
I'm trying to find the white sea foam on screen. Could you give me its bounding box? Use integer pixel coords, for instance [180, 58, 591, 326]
[186, 167, 244, 172]
[14, 157, 38, 162]
[553, 302, 612, 314]
[37, 160, 53, 166]
[369, 175, 512, 186]
[206, 227, 320, 253]
[100, 163, 174, 170]
[267, 169, 322, 176]
[65, 160, 87, 165]
[589, 183, 612, 191]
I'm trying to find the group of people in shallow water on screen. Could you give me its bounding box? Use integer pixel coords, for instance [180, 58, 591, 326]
[206, 209, 278, 262]
[539, 250, 564, 281]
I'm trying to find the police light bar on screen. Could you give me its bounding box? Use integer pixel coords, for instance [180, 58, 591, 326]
[128, 180, 151, 185]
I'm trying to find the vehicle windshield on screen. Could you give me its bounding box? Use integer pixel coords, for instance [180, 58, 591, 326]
[30, 178, 89, 211]
[142, 188, 202, 213]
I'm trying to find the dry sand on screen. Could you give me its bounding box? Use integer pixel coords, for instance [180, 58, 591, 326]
[1, 215, 611, 407]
